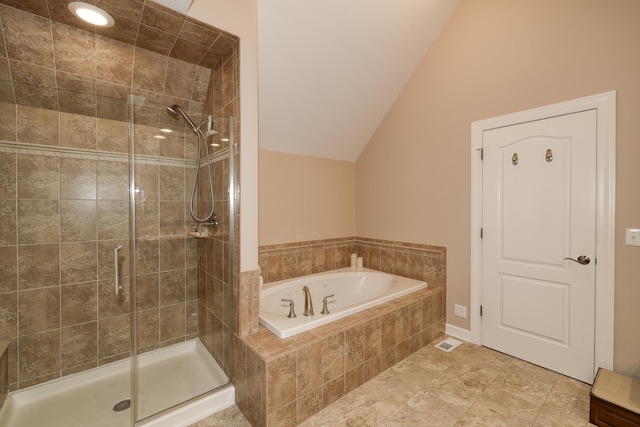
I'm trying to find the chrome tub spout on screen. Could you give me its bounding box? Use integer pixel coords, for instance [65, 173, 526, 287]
[302, 285, 314, 316]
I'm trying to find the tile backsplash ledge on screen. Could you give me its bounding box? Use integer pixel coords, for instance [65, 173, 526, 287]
[258, 237, 446, 287]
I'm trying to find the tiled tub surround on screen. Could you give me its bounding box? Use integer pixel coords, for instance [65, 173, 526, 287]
[231, 238, 447, 426]
[259, 268, 428, 339]
[235, 286, 445, 426]
[258, 237, 446, 288]
[246, 237, 446, 335]
[0, 1, 240, 394]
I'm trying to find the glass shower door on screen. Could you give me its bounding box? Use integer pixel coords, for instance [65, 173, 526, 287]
[128, 95, 233, 424]
[0, 77, 134, 427]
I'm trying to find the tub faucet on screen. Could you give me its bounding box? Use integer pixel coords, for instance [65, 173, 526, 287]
[281, 299, 297, 318]
[302, 286, 314, 316]
[321, 294, 334, 315]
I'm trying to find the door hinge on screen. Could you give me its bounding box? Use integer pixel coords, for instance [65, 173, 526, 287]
[480, 305, 483, 317]
[480, 228, 483, 239]
[476, 147, 484, 160]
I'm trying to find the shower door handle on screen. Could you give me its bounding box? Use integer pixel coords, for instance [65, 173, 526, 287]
[114, 245, 123, 295]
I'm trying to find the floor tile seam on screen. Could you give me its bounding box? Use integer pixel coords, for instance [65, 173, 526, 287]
[481, 373, 556, 399]
[539, 379, 593, 421]
[373, 402, 417, 427]
[442, 361, 513, 426]
[528, 373, 559, 426]
[309, 389, 373, 423]
[452, 403, 477, 427]
[378, 382, 469, 426]
[446, 378, 488, 426]
[312, 401, 370, 426]
[300, 351, 431, 425]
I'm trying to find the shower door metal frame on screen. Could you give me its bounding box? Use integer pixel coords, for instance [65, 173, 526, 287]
[127, 94, 139, 427]
[227, 117, 236, 376]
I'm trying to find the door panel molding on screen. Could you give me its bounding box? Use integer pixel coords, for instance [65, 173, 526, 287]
[470, 91, 616, 376]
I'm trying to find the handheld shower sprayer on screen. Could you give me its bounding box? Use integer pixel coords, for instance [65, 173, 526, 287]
[167, 105, 217, 138]
[165, 104, 216, 223]
[166, 105, 198, 133]
[206, 115, 218, 137]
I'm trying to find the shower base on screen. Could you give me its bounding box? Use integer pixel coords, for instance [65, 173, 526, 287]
[0, 339, 233, 427]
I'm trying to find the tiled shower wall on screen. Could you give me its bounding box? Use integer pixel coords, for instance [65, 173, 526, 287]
[0, 2, 238, 391]
[197, 125, 238, 376]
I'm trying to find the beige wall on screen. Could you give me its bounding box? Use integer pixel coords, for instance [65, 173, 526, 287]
[259, 150, 356, 245]
[356, 0, 640, 377]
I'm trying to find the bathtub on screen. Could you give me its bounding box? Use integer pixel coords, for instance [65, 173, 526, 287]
[259, 268, 428, 338]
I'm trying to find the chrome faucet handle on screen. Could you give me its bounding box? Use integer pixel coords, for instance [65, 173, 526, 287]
[281, 299, 297, 318]
[321, 294, 334, 315]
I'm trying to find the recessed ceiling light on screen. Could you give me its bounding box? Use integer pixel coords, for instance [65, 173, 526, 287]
[153, 135, 166, 140]
[68, 2, 115, 27]
[159, 128, 173, 133]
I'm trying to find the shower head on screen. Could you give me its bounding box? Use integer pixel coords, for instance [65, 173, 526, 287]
[166, 104, 197, 133]
[166, 105, 179, 118]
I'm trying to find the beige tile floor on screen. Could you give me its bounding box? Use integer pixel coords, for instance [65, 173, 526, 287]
[190, 339, 594, 427]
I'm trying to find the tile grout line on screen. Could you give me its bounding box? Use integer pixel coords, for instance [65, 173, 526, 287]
[530, 374, 560, 427]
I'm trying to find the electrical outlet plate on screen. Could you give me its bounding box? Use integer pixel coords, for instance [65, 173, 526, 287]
[454, 304, 467, 319]
[625, 228, 640, 246]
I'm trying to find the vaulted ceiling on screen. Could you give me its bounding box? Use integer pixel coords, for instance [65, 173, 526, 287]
[256, 0, 459, 162]
[160, 0, 461, 162]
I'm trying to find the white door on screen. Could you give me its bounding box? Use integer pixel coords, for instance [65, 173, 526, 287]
[482, 110, 597, 384]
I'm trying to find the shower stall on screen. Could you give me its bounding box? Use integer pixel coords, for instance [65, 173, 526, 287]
[0, 1, 240, 425]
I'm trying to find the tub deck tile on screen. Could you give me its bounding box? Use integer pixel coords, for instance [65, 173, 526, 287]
[239, 284, 446, 426]
[246, 287, 443, 361]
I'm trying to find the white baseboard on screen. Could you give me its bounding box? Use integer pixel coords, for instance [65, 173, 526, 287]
[445, 323, 471, 342]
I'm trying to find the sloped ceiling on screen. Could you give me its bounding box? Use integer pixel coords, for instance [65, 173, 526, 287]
[257, 0, 460, 162]
[152, 0, 194, 13]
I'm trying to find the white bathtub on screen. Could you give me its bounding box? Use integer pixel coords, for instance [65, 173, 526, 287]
[259, 268, 428, 338]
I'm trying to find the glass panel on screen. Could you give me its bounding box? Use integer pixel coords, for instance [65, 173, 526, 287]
[0, 78, 133, 426]
[0, 3, 237, 426]
[130, 95, 233, 423]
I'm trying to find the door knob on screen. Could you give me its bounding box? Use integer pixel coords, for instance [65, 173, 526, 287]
[564, 255, 590, 265]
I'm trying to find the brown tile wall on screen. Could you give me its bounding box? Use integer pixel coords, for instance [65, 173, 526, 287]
[0, 0, 237, 68]
[0, 3, 239, 391]
[195, 42, 239, 379]
[258, 237, 446, 287]
[238, 270, 261, 337]
[258, 238, 358, 284]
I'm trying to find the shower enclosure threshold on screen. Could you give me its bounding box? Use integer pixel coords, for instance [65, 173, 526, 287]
[0, 339, 233, 427]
